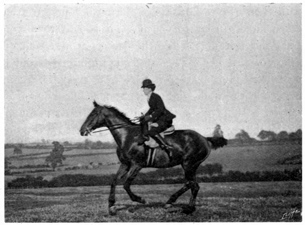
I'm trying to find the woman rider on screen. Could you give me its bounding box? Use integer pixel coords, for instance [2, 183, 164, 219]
[138, 79, 176, 159]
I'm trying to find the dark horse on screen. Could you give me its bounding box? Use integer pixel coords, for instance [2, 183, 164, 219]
[80, 101, 227, 215]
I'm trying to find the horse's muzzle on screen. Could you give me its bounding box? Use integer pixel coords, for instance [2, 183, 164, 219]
[80, 128, 91, 136]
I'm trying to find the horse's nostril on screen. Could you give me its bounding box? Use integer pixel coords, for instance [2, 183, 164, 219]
[80, 130, 88, 136]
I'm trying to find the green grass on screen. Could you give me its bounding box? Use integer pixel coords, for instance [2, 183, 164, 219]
[5, 181, 302, 222]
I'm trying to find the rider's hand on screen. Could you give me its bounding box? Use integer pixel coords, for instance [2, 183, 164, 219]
[144, 115, 151, 122]
[135, 114, 144, 120]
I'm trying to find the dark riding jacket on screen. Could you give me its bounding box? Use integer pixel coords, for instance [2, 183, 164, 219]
[145, 92, 176, 123]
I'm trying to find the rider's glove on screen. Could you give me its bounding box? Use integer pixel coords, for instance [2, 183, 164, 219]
[144, 115, 152, 122]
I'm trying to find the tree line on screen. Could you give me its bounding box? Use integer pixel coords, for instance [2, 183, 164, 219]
[5, 128, 302, 150]
[234, 129, 302, 143]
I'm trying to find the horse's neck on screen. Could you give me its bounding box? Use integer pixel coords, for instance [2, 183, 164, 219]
[105, 115, 130, 149]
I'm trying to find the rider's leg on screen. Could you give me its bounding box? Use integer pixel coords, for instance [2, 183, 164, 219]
[152, 133, 173, 149]
[152, 134, 173, 159]
[148, 125, 173, 159]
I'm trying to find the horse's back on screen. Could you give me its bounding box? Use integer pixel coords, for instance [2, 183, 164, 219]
[167, 129, 207, 141]
[166, 129, 211, 153]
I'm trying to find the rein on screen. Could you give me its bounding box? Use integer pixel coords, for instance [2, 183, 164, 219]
[92, 118, 140, 134]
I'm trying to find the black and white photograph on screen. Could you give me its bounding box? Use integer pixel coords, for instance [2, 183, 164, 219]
[4, 2, 302, 222]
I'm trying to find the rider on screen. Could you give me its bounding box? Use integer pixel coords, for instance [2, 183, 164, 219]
[138, 79, 176, 159]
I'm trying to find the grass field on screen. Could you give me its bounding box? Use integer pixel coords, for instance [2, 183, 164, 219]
[5, 142, 301, 186]
[5, 142, 302, 222]
[5, 181, 302, 222]
[6, 148, 118, 167]
[206, 142, 301, 172]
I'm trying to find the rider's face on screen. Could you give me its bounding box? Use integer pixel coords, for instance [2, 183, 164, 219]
[143, 87, 152, 96]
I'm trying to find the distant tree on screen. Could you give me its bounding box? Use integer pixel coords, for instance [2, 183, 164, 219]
[295, 129, 302, 139]
[84, 139, 92, 149]
[289, 129, 302, 141]
[257, 130, 277, 141]
[63, 141, 70, 146]
[235, 130, 251, 140]
[92, 141, 103, 149]
[277, 131, 289, 140]
[13, 146, 22, 155]
[5, 157, 11, 174]
[45, 143, 66, 171]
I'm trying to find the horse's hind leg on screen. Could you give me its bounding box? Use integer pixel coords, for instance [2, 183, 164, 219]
[165, 182, 191, 207]
[123, 164, 146, 204]
[185, 179, 199, 214]
[182, 167, 199, 214]
[166, 165, 199, 214]
[108, 163, 129, 215]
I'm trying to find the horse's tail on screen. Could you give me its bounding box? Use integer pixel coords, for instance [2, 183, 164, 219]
[207, 137, 228, 150]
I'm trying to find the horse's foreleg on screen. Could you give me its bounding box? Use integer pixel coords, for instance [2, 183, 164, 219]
[108, 163, 129, 214]
[123, 164, 146, 204]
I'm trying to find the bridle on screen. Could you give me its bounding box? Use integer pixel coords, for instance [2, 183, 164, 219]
[88, 118, 140, 134]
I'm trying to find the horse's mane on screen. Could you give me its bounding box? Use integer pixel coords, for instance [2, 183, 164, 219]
[103, 105, 138, 125]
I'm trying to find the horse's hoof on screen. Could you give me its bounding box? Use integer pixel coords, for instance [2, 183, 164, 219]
[139, 198, 146, 204]
[164, 204, 172, 209]
[167, 207, 182, 213]
[182, 206, 196, 215]
[109, 206, 117, 216]
[127, 207, 136, 213]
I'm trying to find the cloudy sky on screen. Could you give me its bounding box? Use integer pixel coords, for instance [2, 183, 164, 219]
[4, 3, 302, 143]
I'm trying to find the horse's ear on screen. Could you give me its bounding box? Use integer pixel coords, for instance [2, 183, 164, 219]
[93, 100, 99, 107]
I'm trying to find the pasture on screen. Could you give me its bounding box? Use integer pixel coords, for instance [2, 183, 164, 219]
[5, 181, 301, 222]
[207, 142, 301, 172]
[5, 141, 301, 179]
[5, 142, 302, 222]
[6, 148, 118, 168]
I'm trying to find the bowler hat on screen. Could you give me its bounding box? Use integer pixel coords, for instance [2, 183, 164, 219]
[141, 79, 156, 89]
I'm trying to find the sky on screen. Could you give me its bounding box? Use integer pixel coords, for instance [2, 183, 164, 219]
[4, 3, 302, 143]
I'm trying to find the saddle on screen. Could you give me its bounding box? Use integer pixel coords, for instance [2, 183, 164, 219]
[145, 125, 175, 148]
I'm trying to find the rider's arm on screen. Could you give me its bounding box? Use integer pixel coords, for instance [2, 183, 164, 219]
[149, 94, 165, 120]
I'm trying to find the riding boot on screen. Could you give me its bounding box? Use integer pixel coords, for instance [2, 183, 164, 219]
[138, 121, 149, 145]
[152, 134, 173, 160]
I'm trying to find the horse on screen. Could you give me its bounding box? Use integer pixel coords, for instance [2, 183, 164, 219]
[80, 101, 227, 215]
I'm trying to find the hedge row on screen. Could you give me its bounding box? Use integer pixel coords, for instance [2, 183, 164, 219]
[6, 163, 223, 176]
[7, 168, 301, 189]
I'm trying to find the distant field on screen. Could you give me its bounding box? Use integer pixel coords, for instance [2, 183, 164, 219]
[5, 181, 302, 222]
[5, 142, 301, 183]
[206, 142, 301, 172]
[6, 148, 118, 167]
